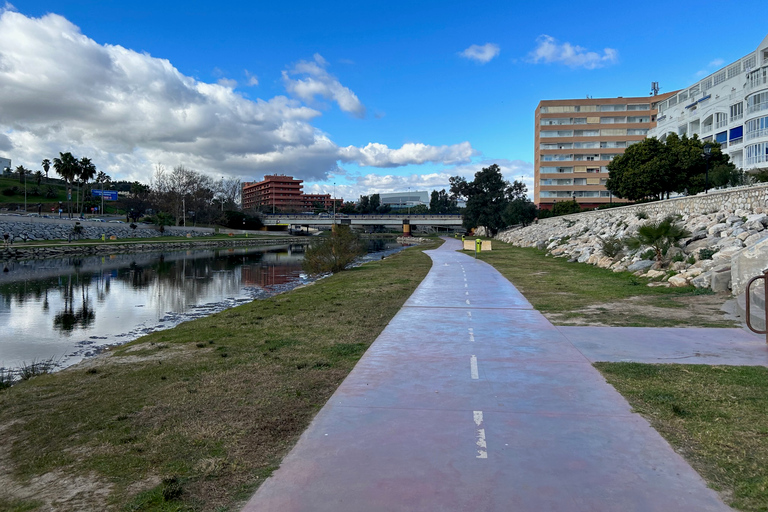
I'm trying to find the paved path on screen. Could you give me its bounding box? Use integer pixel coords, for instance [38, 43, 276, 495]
[243, 238, 737, 511]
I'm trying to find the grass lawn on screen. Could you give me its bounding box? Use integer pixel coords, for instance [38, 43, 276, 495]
[0, 240, 439, 511]
[596, 363, 768, 511]
[472, 239, 736, 327]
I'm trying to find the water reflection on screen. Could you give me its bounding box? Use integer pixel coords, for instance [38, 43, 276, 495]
[0, 245, 307, 370]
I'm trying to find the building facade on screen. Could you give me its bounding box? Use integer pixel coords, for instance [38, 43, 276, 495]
[651, 35, 768, 174]
[242, 175, 336, 212]
[379, 191, 429, 210]
[0, 157, 10, 172]
[535, 93, 674, 209]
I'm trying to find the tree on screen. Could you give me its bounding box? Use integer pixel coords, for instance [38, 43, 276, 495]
[450, 164, 511, 236]
[77, 157, 97, 215]
[15, 165, 28, 184]
[503, 199, 537, 227]
[34, 170, 43, 186]
[41, 159, 51, 182]
[506, 180, 528, 202]
[429, 189, 459, 214]
[53, 152, 79, 218]
[552, 199, 582, 216]
[302, 225, 366, 274]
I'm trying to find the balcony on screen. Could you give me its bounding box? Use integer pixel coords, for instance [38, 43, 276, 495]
[747, 102, 768, 115]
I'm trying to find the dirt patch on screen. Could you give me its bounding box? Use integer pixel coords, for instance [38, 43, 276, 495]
[545, 293, 738, 327]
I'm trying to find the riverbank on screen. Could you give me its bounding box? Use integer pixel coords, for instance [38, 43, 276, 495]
[0, 234, 308, 262]
[0, 240, 439, 511]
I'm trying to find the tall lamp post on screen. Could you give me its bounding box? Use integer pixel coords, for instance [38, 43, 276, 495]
[703, 143, 712, 194]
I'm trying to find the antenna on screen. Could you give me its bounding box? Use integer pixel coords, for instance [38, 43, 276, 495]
[650, 82, 660, 96]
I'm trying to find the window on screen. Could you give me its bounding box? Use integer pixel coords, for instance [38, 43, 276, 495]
[574, 130, 599, 137]
[668, 96, 678, 107]
[713, 70, 727, 86]
[727, 61, 742, 79]
[626, 104, 650, 111]
[540, 178, 572, 186]
[573, 178, 587, 185]
[689, 84, 700, 97]
[702, 78, 712, 91]
[600, 154, 619, 161]
[575, 105, 598, 112]
[573, 141, 600, 149]
[600, 117, 626, 124]
[541, 154, 573, 161]
[600, 141, 626, 148]
[540, 130, 572, 138]
[600, 128, 627, 136]
[715, 112, 729, 129]
[745, 115, 768, 140]
[541, 105, 576, 113]
[745, 142, 768, 166]
[730, 103, 744, 121]
[627, 128, 649, 136]
[715, 131, 728, 144]
[540, 166, 573, 174]
[747, 91, 768, 114]
[599, 104, 627, 112]
[678, 90, 688, 102]
[627, 116, 649, 123]
[574, 154, 599, 161]
[587, 168, 600, 173]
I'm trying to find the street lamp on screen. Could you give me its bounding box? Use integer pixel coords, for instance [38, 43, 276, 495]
[702, 143, 712, 194]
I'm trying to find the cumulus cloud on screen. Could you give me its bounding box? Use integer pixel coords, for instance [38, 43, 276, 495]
[282, 54, 366, 118]
[244, 70, 259, 86]
[528, 35, 618, 69]
[0, 11, 473, 183]
[459, 43, 500, 64]
[338, 142, 475, 168]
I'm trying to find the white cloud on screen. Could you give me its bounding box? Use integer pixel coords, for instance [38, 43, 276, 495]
[695, 58, 726, 77]
[528, 35, 618, 69]
[1, 2, 15, 12]
[217, 78, 238, 88]
[338, 142, 476, 168]
[244, 70, 259, 86]
[0, 11, 474, 184]
[459, 43, 500, 64]
[282, 53, 366, 118]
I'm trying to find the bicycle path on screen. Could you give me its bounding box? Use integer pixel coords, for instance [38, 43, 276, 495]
[242, 237, 734, 511]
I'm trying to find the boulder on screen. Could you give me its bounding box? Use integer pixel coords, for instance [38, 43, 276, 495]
[708, 223, 728, 235]
[627, 260, 654, 272]
[668, 275, 689, 287]
[711, 267, 732, 292]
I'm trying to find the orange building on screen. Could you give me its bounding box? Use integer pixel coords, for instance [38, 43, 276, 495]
[535, 93, 676, 210]
[242, 175, 337, 212]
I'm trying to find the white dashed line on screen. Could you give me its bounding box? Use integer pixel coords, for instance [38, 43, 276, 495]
[474, 411, 487, 459]
[468, 328, 474, 342]
[467, 311, 472, 318]
[466, 299, 471, 305]
[470, 355, 479, 379]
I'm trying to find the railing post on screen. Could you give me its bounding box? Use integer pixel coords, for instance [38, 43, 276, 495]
[745, 268, 768, 344]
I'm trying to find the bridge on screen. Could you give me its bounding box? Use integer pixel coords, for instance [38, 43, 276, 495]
[260, 214, 464, 234]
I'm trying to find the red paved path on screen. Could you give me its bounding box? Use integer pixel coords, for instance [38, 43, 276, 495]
[243, 238, 738, 511]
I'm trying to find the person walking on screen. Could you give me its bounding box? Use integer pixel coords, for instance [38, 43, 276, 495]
[3, 232, 10, 248]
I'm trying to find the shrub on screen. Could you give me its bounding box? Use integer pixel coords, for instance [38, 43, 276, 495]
[699, 248, 717, 260]
[641, 249, 656, 260]
[599, 236, 623, 258]
[18, 358, 55, 381]
[625, 216, 691, 262]
[2, 187, 19, 196]
[671, 253, 685, 263]
[302, 225, 366, 275]
[636, 210, 648, 220]
[686, 255, 696, 265]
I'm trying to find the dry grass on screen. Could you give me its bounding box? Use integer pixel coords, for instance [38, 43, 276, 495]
[0, 240, 439, 511]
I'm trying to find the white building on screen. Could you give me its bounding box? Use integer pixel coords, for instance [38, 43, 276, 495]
[651, 34, 768, 173]
[379, 191, 429, 209]
[0, 157, 10, 172]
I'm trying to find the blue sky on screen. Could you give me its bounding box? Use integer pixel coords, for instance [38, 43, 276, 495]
[1, 0, 766, 201]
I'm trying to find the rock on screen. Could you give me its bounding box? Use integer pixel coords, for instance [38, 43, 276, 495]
[627, 260, 654, 272]
[668, 275, 689, 287]
[687, 230, 708, 242]
[647, 282, 671, 288]
[708, 223, 728, 235]
[711, 267, 732, 292]
[691, 271, 712, 288]
[745, 233, 768, 247]
[744, 220, 765, 231]
[645, 269, 666, 279]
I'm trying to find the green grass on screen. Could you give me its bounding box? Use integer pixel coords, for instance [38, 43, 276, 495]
[0, 240, 439, 511]
[596, 363, 768, 511]
[472, 240, 735, 327]
[0, 176, 68, 205]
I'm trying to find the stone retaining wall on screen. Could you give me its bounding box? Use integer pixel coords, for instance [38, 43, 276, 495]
[496, 184, 768, 294]
[0, 216, 214, 242]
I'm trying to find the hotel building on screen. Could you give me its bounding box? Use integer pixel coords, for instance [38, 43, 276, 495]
[535, 93, 675, 209]
[651, 35, 768, 173]
[242, 175, 336, 212]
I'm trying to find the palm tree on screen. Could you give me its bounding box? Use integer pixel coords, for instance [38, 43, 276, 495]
[41, 159, 51, 182]
[34, 170, 43, 187]
[53, 152, 79, 218]
[625, 216, 691, 263]
[77, 157, 97, 215]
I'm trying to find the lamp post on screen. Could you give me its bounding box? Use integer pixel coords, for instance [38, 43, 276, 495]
[703, 143, 712, 194]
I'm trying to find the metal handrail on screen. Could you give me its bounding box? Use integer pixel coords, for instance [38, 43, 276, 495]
[745, 268, 768, 344]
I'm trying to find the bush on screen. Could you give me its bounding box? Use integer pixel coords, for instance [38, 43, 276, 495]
[636, 210, 648, 220]
[687, 255, 696, 265]
[641, 249, 656, 260]
[699, 248, 717, 260]
[599, 236, 623, 258]
[672, 253, 685, 263]
[625, 216, 690, 262]
[302, 225, 366, 275]
[2, 186, 19, 196]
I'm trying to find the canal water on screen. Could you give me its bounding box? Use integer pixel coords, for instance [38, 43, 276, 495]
[0, 240, 406, 372]
[0, 245, 312, 371]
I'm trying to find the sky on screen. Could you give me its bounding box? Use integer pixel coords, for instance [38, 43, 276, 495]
[0, 1, 766, 202]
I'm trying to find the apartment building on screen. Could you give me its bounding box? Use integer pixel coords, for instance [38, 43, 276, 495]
[242, 175, 335, 212]
[651, 35, 768, 173]
[535, 93, 675, 209]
